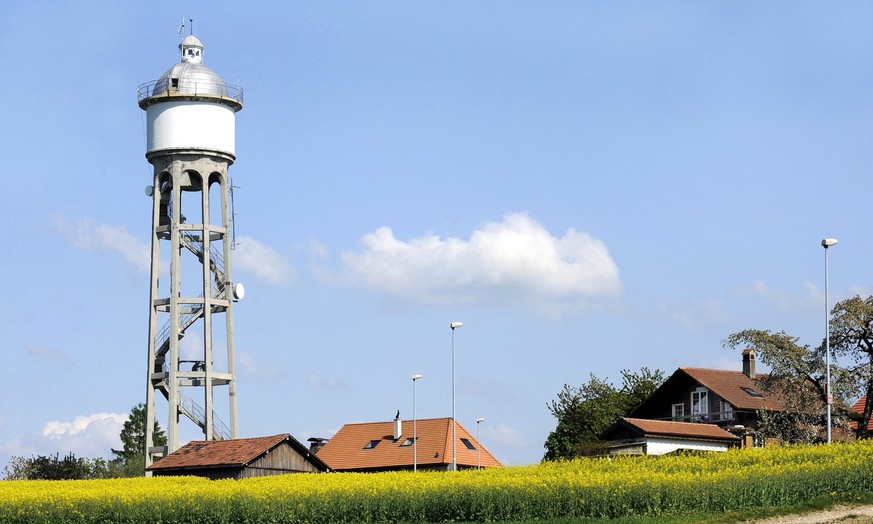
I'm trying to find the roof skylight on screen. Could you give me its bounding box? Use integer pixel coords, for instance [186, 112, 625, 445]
[741, 386, 763, 397]
[460, 438, 476, 450]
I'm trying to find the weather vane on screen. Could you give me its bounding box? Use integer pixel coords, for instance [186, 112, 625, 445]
[177, 17, 194, 35]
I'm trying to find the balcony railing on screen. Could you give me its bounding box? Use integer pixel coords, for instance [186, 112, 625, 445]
[137, 79, 244, 104]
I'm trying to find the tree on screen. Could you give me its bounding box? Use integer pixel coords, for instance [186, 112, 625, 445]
[3, 453, 109, 480]
[723, 328, 853, 443]
[829, 295, 873, 437]
[544, 368, 664, 460]
[110, 403, 166, 477]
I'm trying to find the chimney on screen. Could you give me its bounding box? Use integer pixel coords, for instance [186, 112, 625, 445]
[307, 437, 328, 454]
[394, 410, 402, 440]
[742, 348, 755, 378]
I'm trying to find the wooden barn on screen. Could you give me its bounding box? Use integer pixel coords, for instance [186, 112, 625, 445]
[147, 433, 330, 479]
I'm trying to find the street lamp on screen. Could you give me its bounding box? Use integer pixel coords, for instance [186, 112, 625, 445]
[450, 321, 463, 471]
[822, 238, 838, 443]
[476, 417, 485, 469]
[412, 374, 422, 472]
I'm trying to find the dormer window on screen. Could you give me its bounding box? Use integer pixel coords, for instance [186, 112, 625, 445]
[363, 439, 381, 450]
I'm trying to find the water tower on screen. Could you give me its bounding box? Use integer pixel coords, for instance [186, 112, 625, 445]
[138, 35, 244, 469]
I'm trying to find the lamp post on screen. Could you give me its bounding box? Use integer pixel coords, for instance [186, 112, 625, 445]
[476, 417, 485, 469]
[450, 321, 463, 471]
[412, 374, 422, 472]
[822, 238, 838, 443]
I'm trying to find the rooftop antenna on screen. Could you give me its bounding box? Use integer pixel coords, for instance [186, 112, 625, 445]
[177, 17, 185, 34]
[190, 18, 194, 36]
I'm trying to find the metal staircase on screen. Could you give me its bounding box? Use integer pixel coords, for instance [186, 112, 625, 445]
[152, 229, 231, 441]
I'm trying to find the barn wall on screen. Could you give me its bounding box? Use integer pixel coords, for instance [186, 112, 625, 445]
[239, 442, 322, 478]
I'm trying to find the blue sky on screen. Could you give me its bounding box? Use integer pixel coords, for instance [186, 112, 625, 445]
[2, 2, 873, 467]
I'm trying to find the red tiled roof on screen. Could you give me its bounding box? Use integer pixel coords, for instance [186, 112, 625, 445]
[680, 367, 786, 411]
[316, 417, 501, 471]
[148, 434, 323, 470]
[852, 395, 872, 431]
[619, 417, 740, 441]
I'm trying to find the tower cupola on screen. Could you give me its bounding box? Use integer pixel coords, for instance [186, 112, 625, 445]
[180, 35, 204, 63]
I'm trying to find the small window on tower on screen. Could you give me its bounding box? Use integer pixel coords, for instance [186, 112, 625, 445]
[171, 78, 179, 89]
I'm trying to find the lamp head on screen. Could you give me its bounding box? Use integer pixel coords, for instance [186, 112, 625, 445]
[476, 417, 485, 423]
[450, 322, 463, 329]
[822, 238, 838, 248]
[412, 374, 422, 381]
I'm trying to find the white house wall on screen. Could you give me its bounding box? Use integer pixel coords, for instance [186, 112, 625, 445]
[645, 437, 729, 455]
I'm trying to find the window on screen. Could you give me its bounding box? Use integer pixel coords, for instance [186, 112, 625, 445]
[672, 403, 685, 421]
[363, 439, 381, 450]
[721, 400, 734, 420]
[399, 438, 415, 447]
[691, 388, 709, 421]
[741, 386, 763, 397]
[460, 438, 476, 450]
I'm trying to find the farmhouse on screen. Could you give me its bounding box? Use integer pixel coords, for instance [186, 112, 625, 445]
[630, 349, 786, 439]
[147, 433, 330, 479]
[315, 416, 501, 472]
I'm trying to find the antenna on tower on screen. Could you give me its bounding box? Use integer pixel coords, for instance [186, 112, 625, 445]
[177, 17, 185, 34]
[230, 178, 240, 250]
[190, 18, 195, 36]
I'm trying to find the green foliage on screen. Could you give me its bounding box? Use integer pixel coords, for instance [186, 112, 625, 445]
[544, 368, 665, 460]
[755, 410, 822, 444]
[723, 329, 833, 409]
[829, 295, 873, 437]
[723, 295, 873, 441]
[2, 453, 110, 480]
[110, 403, 166, 477]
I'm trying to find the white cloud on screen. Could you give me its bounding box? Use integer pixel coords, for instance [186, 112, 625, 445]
[651, 298, 731, 331]
[55, 217, 150, 273]
[306, 372, 347, 391]
[482, 423, 526, 450]
[1, 412, 127, 465]
[338, 212, 620, 311]
[752, 279, 819, 313]
[237, 351, 285, 381]
[233, 235, 294, 284]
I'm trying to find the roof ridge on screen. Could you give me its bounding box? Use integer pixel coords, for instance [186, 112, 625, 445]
[339, 417, 452, 427]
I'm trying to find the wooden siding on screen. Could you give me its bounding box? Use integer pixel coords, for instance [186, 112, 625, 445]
[240, 442, 322, 478]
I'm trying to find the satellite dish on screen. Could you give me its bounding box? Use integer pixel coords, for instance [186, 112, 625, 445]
[232, 282, 245, 300]
[145, 185, 154, 197]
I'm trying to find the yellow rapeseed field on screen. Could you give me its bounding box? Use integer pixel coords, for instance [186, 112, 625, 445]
[2, 440, 872, 523]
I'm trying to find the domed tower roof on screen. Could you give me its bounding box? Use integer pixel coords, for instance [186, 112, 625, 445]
[138, 36, 243, 110]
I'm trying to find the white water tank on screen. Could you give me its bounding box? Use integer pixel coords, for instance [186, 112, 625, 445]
[138, 36, 243, 159]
